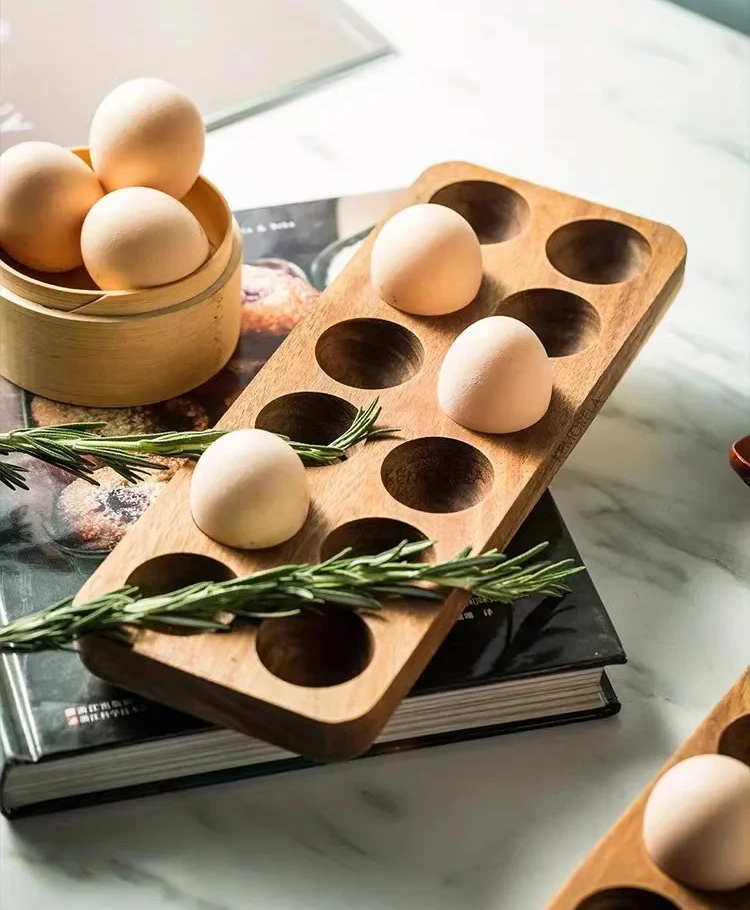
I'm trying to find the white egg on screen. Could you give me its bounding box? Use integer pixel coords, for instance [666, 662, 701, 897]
[643, 753, 750, 891]
[437, 316, 552, 433]
[370, 204, 482, 315]
[190, 429, 310, 549]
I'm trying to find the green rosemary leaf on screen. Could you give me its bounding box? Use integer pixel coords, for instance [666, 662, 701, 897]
[0, 541, 585, 654]
[0, 398, 392, 491]
[147, 616, 228, 630]
[370, 585, 443, 600]
[0, 459, 30, 490]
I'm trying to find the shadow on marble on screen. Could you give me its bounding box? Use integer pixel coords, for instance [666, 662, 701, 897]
[4, 689, 681, 910]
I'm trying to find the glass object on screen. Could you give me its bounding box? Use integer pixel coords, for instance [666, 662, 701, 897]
[0, 0, 392, 149]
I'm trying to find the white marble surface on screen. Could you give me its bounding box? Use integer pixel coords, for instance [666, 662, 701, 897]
[1, 1, 748, 907]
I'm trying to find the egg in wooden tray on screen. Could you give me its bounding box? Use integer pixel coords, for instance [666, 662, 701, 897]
[66, 160, 687, 762]
[546, 672, 750, 910]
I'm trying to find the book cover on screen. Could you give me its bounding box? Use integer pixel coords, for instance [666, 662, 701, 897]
[0, 190, 625, 817]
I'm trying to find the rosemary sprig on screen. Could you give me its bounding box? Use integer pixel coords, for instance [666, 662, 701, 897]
[0, 541, 584, 653]
[0, 399, 394, 492]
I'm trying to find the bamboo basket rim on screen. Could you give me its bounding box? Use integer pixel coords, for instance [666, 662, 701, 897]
[0, 226, 242, 326]
[0, 147, 234, 313]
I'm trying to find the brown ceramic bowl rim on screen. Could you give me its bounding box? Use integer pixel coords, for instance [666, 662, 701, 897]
[731, 435, 750, 469]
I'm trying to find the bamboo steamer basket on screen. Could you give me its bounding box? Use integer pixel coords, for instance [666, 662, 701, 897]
[0, 148, 242, 407]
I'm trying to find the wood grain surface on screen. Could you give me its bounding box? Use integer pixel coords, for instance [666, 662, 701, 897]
[76, 160, 687, 760]
[545, 671, 750, 910]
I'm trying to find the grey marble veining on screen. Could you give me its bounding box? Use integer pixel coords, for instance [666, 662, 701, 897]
[1, 1, 748, 908]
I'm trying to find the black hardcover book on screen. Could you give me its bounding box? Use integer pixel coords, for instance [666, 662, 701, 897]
[0, 192, 625, 818]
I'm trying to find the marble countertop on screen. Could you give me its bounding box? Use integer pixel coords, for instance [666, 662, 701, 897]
[1, 1, 748, 907]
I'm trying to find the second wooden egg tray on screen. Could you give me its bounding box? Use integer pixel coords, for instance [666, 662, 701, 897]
[546, 671, 749, 910]
[77, 161, 687, 760]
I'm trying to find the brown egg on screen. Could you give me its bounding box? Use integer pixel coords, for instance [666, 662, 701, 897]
[643, 753, 750, 891]
[81, 187, 209, 290]
[370, 204, 482, 315]
[89, 78, 205, 199]
[0, 142, 104, 271]
[438, 316, 552, 433]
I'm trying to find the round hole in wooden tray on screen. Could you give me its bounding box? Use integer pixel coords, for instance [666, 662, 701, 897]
[316, 318, 424, 389]
[546, 219, 651, 284]
[381, 437, 494, 513]
[429, 180, 530, 244]
[499, 288, 602, 357]
[574, 888, 679, 910]
[255, 609, 374, 688]
[320, 517, 433, 562]
[718, 715, 750, 765]
[126, 553, 235, 636]
[255, 392, 357, 446]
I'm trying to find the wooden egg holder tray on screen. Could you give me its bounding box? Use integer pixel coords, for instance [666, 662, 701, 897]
[77, 161, 687, 761]
[546, 671, 750, 910]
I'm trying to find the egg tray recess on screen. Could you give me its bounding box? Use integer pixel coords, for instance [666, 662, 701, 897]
[76, 161, 687, 761]
[544, 671, 750, 910]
